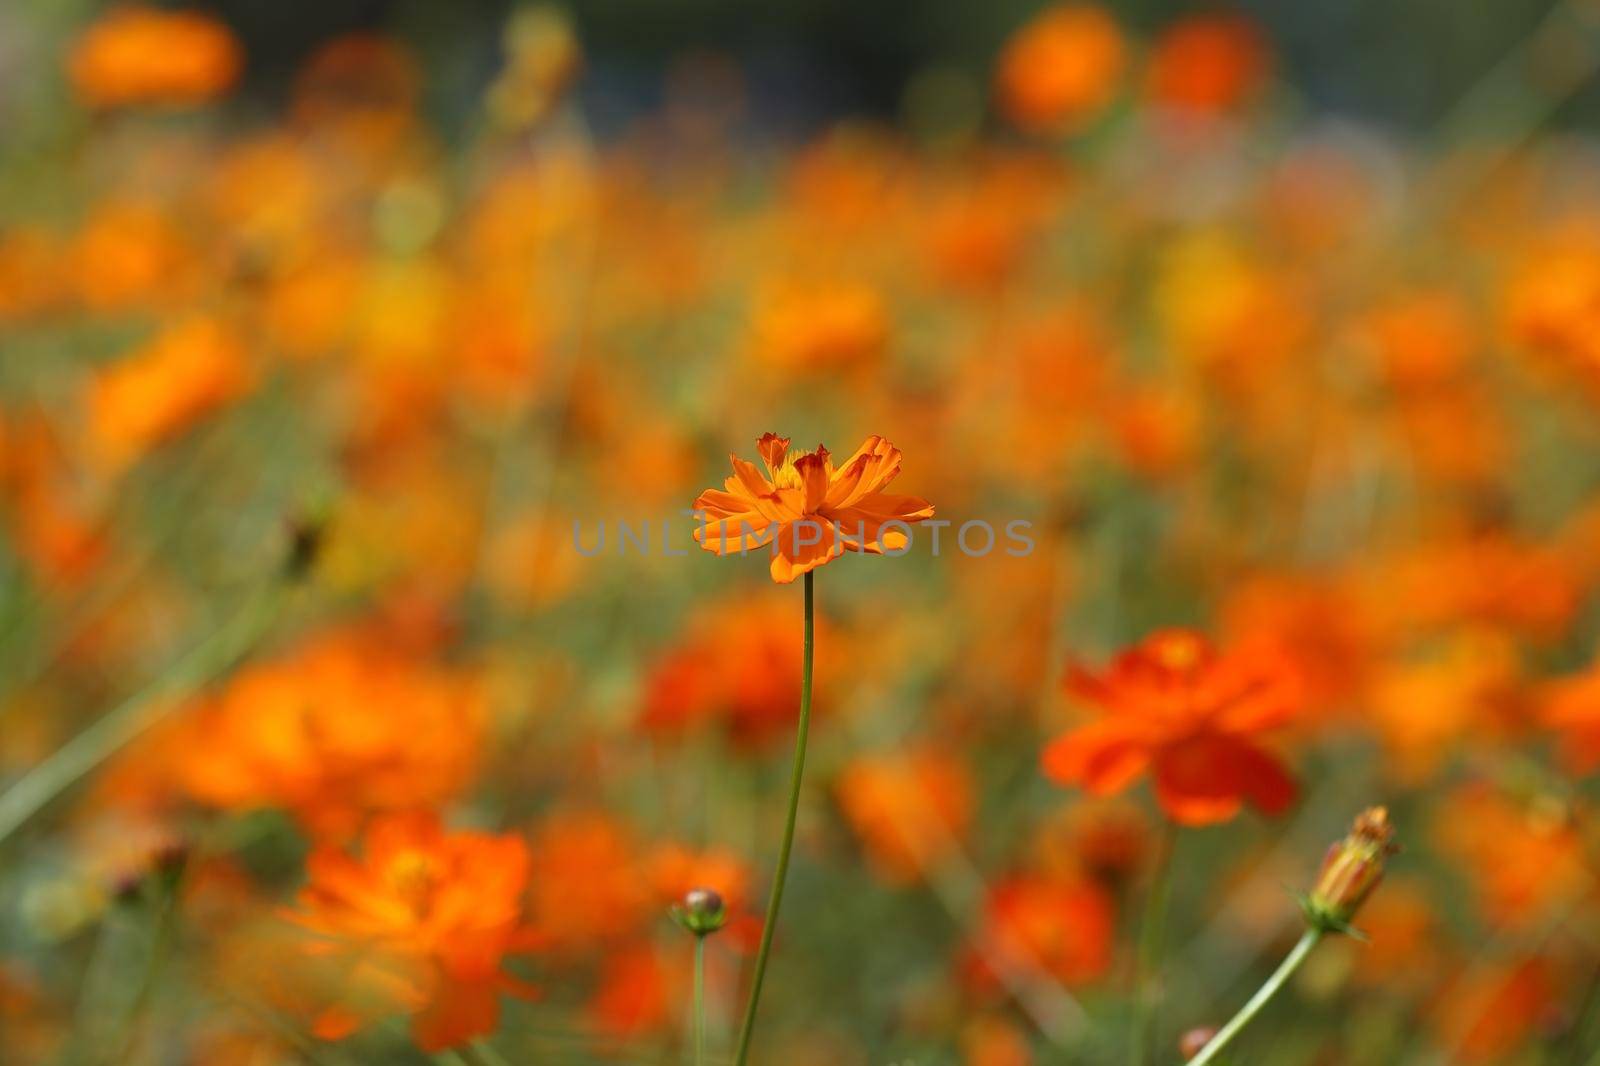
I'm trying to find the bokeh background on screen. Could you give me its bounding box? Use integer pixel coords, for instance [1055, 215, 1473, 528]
[4, 1, 1600, 1065]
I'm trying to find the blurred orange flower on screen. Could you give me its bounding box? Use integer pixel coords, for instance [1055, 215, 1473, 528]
[692, 433, 934, 583]
[71, 201, 192, 312]
[1146, 14, 1269, 115]
[180, 630, 483, 838]
[970, 873, 1114, 989]
[69, 5, 242, 109]
[87, 316, 253, 470]
[638, 594, 834, 750]
[1544, 657, 1600, 772]
[1505, 232, 1600, 393]
[1433, 785, 1590, 930]
[995, 4, 1125, 134]
[749, 279, 889, 372]
[525, 811, 649, 955]
[835, 748, 972, 883]
[1043, 629, 1302, 825]
[287, 813, 539, 1052]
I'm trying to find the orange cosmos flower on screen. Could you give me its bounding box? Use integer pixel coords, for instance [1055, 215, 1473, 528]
[1146, 14, 1270, 115]
[995, 4, 1125, 134]
[692, 433, 934, 583]
[638, 594, 836, 750]
[835, 749, 973, 883]
[69, 6, 242, 109]
[967, 872, 1114, 990]
[1544, 657, 1600, 772]
[1042, 629, 1302, 825]
[286, 813, 539, 1052]
[179, 630, 483, 839]
[87, 316, 254, 471]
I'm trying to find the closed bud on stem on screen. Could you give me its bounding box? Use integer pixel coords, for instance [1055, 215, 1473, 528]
[672, 886, 727, 937]
[1301, 806, 1398, 935]
[1179, 1026, 1219, 1060]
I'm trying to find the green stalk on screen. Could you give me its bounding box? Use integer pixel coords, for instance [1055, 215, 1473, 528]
[469, 1039, 512, 1066]
[1130, 822, 1176, 1066]
[1188, 929, 1323, 1066]
[694, 935, 708, 1066]
[733, 569, 814, 1066]
[0, 581, 286, 846]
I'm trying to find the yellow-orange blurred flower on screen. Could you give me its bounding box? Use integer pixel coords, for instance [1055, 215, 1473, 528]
[692, 433, 934, 583]
[1505, 232, 1600, 393]
[749, 280, 889, 372]
[995, 5, 1125, 134]
[287, 813, 539, 1052]
[69, 5, 241, 109]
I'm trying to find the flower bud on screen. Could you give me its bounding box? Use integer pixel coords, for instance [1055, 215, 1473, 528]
[1302, 806, 1397, 934]
[672, 886, 727, 937]
[1179, 1027, 1219, 1060]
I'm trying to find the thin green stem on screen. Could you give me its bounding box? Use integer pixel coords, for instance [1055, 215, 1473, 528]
[693, 936, 708, 1066]
[1130, 822, 1177, 1066]
[1188, 928, 1324, 1066]
[733, 569, 814, 1066]
[469, 1038, 512, 1066]
[0, 581, 285, 846]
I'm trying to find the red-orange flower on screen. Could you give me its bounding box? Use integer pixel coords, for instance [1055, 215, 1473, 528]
[286, 813, 539, 1052]
[968, 873, 1114, 989]
[1042, 629, 1302, 825]
[1145, 14, 1270, 115]
[692, 433, 934, 583]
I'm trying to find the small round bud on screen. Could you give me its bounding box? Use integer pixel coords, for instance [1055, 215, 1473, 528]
[672, 886, 727, 937]
[1179, 1027, 1218, 1060]
[283, 512, 328, 581]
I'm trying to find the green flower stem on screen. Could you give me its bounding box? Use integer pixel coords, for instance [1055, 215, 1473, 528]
[694, 936, 708, 1066]
[1188, 928, 1324, 1066]
[468, 1039, 511, 1066]
[0, 580, 286, 847]
[1131, 823, 1177, 1066]
[733, 569, 814, 1066]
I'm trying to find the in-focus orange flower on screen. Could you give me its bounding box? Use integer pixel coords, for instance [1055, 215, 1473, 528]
[286, 813, 539, 1052]
[692, 433, 934, 583]
[1145, 14, 1270, 115]
[995, 4, 1125, 134]
[69, 6, 242, 109]
[1042, 629, 1302, 825]
[87, 316, 253, 471]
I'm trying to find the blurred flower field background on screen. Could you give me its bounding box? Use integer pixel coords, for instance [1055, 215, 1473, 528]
[6, 1, 1600, 1063]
